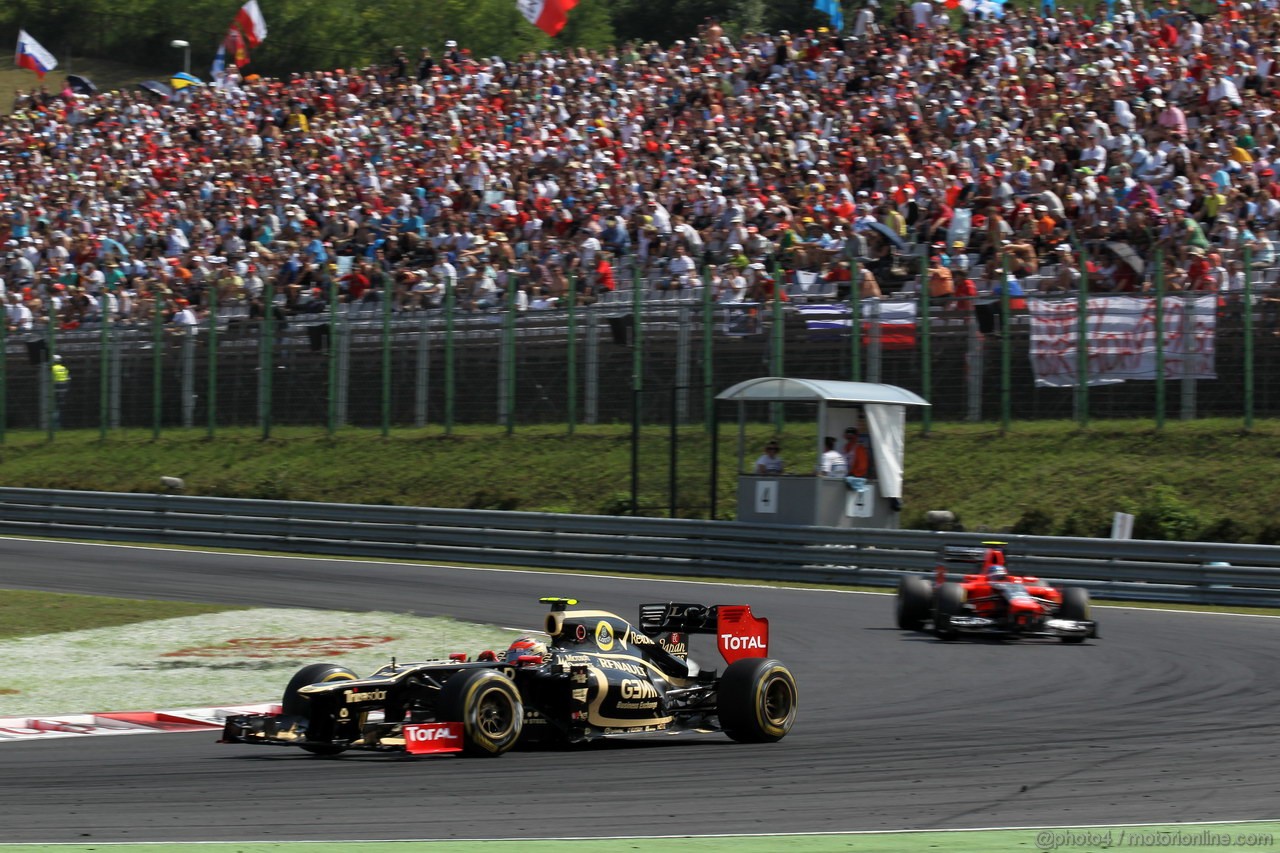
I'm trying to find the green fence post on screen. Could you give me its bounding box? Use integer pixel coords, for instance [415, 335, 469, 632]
[504, 277, 516, 436]
[567, 271, 577, 436]
[772, 265, 784, 433]
[1000, 253, 1012, 434]
[632, 264, 644, 402]
[261, 278, 274, 440]
[919, 252, 932, 435]
[206, 279, 218, 440]
[381, 273, 392, 438]
[0, 300, 7, 444]
[1244, 245, 1254, 430]
[1154, 248, 1166, 432]
[1076, 242, 1090, 428]
[703, 265, 714, 433]
[152, 291, 163, 440]
[99, 296, 110, 441]
[327, 274, 339, 437]
[45, 312, 56, 441]
[850, 259, 862, 382]
[445, 275, 456, 435]
[631, 265, 644, 514]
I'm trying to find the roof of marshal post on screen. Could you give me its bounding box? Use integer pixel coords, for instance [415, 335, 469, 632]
[716, 377, 931, 406]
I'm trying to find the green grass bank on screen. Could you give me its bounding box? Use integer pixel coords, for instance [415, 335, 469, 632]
[0, 419, 1276, 542]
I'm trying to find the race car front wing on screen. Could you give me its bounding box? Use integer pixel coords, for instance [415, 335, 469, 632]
[221, 711, 473, 755]
[947, 616, 1097, 638]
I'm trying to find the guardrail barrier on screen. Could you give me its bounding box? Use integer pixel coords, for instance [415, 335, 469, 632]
[1, 488, 1277, 607]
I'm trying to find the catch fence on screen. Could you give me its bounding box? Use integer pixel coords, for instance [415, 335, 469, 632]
[7, 262, 1279, 439]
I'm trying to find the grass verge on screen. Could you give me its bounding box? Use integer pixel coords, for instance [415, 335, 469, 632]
[1, 419, 1279, 541]
[0, 589, 240, 640]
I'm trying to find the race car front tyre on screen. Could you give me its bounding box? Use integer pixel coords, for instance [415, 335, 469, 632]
[438, 668, 524, 757]
[934, 582, 966, 640]
[1058, 587, 1092, 644]
[718, 658, 798, 743]
[281, 663, 358, 755]
[896, 575, 933, 631]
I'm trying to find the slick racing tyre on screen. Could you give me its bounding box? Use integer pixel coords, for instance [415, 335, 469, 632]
[281, 663, 358, 755]
[896, 575, 934, 631]
[718, 658, 798, 743]
[439, 669, 524, 757]
[934, 582, 966, 641]
[1058, 587, 1092, 644]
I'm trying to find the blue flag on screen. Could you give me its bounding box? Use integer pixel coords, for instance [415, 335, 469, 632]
[815, 0, 844, 31]
[211, 43, 226, 87]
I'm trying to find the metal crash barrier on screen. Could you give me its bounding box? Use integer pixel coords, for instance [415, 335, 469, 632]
[0, 488, 1278, 607]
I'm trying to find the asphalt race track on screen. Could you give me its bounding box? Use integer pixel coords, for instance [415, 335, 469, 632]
[0, 539, 1277, 843]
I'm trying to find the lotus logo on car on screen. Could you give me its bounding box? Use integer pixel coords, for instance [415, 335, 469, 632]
[403, 722, 463, 754]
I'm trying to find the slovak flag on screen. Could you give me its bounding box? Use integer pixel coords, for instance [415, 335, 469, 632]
[236, 0, 268, 48]
[15, 30, 57, 78]
[516, 0, 580, 36]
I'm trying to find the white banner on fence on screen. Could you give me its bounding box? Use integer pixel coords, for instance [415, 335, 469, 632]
[1029, 295, 1217, 388]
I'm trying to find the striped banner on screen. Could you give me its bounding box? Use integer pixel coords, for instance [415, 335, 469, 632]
[1029, 295, 1217, 388]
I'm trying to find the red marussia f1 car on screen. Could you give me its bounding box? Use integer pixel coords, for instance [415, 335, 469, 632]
[221, 597, 798, 757]
[895, 542, 1097, 643]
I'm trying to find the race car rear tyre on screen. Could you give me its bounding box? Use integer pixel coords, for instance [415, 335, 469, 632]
[718, 658, 798, 743]
[1058, 587, 1092, 644]
[438, 669, 523, 757]
[896, 575, 933, 631]
[281, 663, 358, 755]
[934, 582, 966, 640]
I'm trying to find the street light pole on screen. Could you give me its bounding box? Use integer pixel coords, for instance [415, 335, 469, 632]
[169, 39, 190, 75]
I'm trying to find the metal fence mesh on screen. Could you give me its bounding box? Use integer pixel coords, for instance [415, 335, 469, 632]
[10, 276, 1278, 437]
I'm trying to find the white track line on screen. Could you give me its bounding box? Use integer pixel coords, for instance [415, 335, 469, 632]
[2, 817, 1275, 845]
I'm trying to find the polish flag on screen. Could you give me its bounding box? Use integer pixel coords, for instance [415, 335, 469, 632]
[516, 0, 579, 36]
[236, 0, 269, 48]
[15, 30, 57, 78]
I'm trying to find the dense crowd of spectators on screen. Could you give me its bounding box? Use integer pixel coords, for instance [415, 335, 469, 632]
[5, 0, 1280, 335]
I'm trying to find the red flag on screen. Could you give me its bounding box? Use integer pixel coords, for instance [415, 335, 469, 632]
[945, 0, 962, 8]
[516, 0, 580, 36]
[224, 27, 250, 68]
[235, 0, 268, 48]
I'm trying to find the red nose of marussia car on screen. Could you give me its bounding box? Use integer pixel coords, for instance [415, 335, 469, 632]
[1008, 597, 1043, 627]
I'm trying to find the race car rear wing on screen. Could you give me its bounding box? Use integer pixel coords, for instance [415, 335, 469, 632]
[942, 545, 988, 563]
[639, 602, 770, 664]
[638, 602, 719, 635]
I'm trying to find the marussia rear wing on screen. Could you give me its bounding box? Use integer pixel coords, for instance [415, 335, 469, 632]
[638, 602, 770, 664]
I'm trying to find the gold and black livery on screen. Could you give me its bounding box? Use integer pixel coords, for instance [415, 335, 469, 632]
[220, 597, 799, 757]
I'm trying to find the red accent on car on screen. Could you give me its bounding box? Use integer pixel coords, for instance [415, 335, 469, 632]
[403, 722, 463, 754]
[716, 605, 770, 664]
[448, 653, 468, 662]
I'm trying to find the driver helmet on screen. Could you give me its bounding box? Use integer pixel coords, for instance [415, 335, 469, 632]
[988, 565, 1008, 581]
[506, 636, 548, 664]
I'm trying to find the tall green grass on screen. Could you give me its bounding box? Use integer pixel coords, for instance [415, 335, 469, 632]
[1, 419, 1277, 541]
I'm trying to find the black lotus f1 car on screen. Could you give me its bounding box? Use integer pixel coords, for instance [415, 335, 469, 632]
[221, 597, 798, 757]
